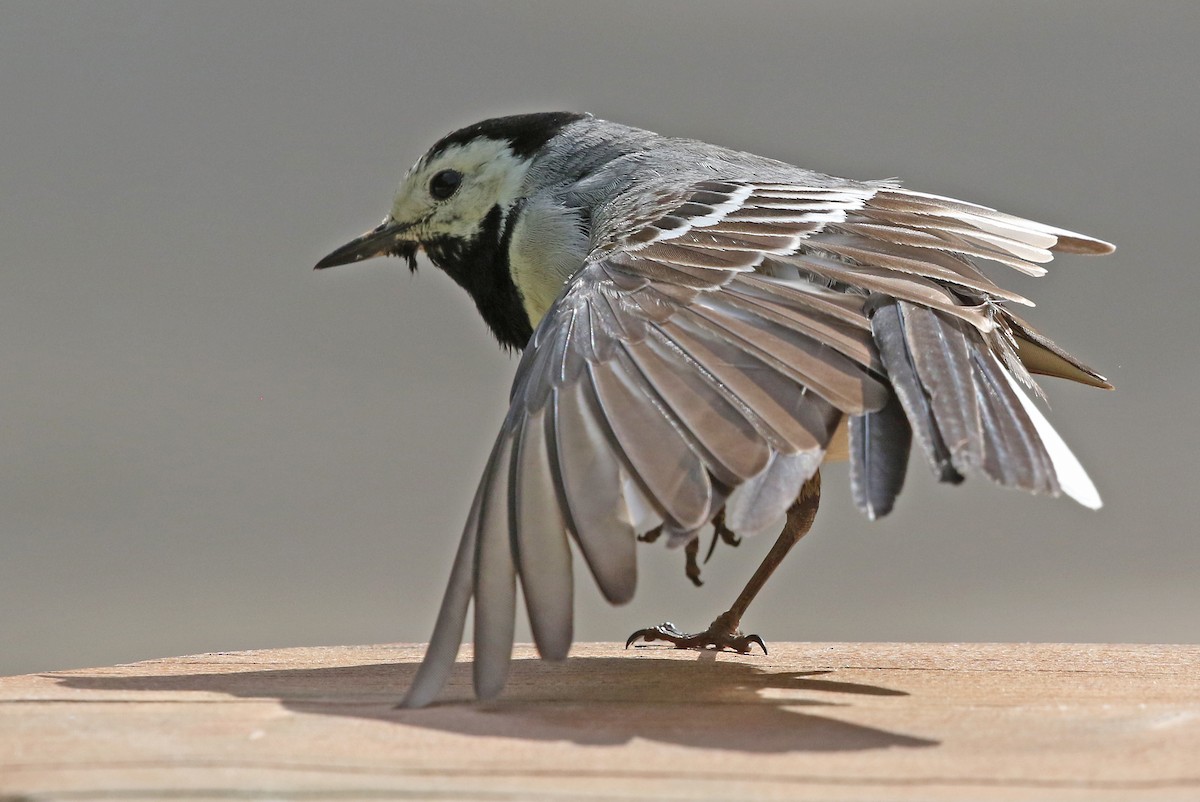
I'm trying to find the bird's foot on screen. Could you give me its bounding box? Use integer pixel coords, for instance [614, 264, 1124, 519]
[624, 612, 767, 655]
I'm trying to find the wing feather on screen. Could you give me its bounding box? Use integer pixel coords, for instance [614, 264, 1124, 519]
[719, 282, 881, 368]
[681, 299, 886, 413]
[472, 434, 517, 701]
[815, 232, 1035, 303]
[621, 336, 771, 484]
[512, 409, 574, 660]
[866, 188, 1115, 255]
[587, 358, 713, 530]
[654, 316, 836, 454]
[782, 250, 996, 331]
[550, 381, 639, 602]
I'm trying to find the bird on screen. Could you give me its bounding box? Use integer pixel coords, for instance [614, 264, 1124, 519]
[314, 111, 1112, 708]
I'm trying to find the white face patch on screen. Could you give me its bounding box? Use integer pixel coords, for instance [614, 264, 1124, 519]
[391, 138, 534, 244]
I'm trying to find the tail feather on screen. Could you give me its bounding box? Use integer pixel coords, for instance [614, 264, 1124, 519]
[971, 348, 1059, 493]
[1001, 368, 1103, 509]
[848, 390, 912, 519]
[869, 300, 963, 485]
[867, 298, 1101, 510]
[899, 302, 985, 474]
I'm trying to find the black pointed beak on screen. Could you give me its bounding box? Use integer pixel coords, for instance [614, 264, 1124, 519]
[314, 219, 416, 270]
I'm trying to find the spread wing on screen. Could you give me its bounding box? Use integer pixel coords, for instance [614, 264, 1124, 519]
[401, 178, 1113, 707]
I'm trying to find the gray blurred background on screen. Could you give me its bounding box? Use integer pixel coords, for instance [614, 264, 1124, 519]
[2, 1, 1197, 677]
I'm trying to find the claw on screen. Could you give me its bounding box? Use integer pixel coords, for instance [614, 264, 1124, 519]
[733, 633, 768, 655]
[703, 510, 743, 565]
[625, 622, 686, 648]
[624, 621, 768, 654]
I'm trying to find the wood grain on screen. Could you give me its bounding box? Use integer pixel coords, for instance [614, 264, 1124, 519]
[2, 642, 1197, 800]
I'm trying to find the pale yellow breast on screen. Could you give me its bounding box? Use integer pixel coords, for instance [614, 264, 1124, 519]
[508, 200, 589, 327]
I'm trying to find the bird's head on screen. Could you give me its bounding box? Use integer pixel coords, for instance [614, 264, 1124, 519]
[314, 112, 590, 275]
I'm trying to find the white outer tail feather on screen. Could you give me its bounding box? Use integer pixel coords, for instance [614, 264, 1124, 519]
[1001, 367, 1103, 510]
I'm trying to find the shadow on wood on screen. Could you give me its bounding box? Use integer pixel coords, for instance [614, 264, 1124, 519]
[51, 652, 938, 753]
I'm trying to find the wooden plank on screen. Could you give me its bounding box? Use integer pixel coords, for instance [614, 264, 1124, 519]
[2, 643, 1197, 800]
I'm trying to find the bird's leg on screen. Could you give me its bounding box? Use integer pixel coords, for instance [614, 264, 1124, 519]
[626, 470, 822, 654]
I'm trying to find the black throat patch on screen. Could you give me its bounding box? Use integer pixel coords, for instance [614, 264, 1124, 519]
[423, 202, 533, 351]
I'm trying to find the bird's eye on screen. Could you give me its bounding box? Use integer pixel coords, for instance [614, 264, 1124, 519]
[428, 169, 462, 200]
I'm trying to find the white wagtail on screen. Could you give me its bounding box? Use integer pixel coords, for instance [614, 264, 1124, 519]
[315, 112, 1112, 707]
